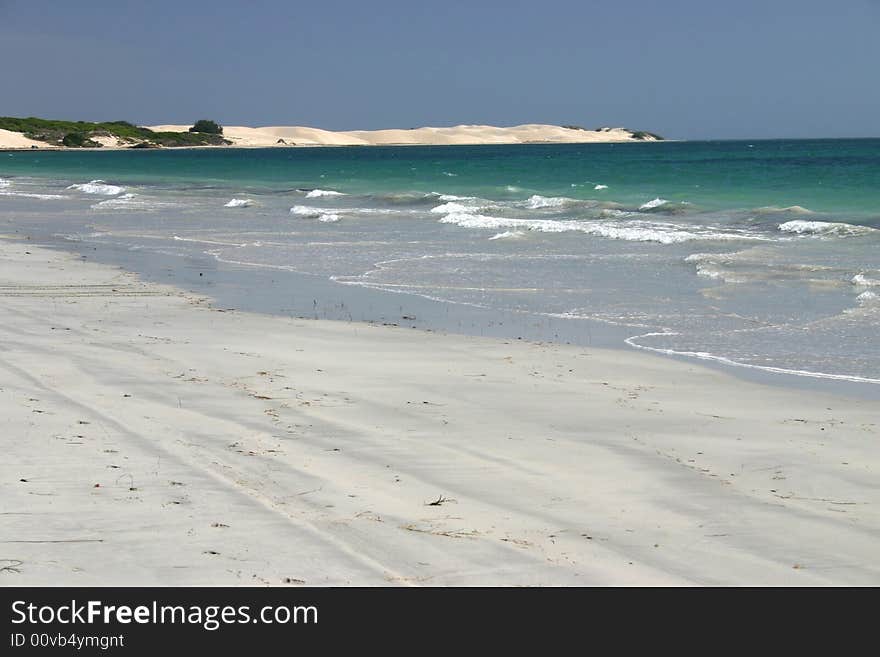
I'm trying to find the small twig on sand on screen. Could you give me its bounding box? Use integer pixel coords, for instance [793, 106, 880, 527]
[426, 495, 454, 506]
[0, 560, 23, 574]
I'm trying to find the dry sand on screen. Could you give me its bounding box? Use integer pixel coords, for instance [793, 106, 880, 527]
[146, 124, 649, 147]
[1, 239, 878, 586]
[0, 129, 58, 150]
[0, 123, 652, 150]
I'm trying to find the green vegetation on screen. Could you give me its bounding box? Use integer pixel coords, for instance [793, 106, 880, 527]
[61, 132, 100, 148]
[0, 116, 231, 148]
[561, 125, 586, 131]
[189, 119, 223, 135]
[629, 130, 664, 141]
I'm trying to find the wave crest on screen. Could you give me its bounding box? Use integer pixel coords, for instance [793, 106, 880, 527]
[438, 212, 764, 245]
[305, 189, 345, 198]
[778, 220, 876, 237]
[224, 198, 253, 208]
[67, 180, 125, 195]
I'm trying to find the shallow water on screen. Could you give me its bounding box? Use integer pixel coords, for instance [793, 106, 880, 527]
[2, 139, 879, 388]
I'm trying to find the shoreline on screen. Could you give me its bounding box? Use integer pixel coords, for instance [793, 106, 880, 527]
[36, 233, 880, 402]
[2, 238, 879, 585]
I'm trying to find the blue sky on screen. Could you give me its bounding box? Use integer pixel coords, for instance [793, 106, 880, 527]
[2, 0, 878, 139]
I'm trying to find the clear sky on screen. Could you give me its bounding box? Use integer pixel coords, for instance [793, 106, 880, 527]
[2, 0, 879, 139]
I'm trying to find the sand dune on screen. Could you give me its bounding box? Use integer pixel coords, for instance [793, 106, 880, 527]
[2, 238, 878, 585]
[146, 123, 651, 147]
[0, 128, 58, 150]
[0, 123, 656, 150]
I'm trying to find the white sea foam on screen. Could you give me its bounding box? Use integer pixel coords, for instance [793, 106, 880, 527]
[67, 180, 125, 195]
[0, 178, 9, 188]
[224, 198, 253, 208]
[639, 198, 668, 210]
[438, 212, 764, 245]
[852, 273, 880, 287]
[600, 208, 639, 219]
[430, 201, 479, 214]
[625, 332, 880, 385]
[90, 193, 176, 211]
[442, 171, 458, 177]
[524, 195, 573, 209]
[290, 205, 323, 217]
[437, 194, 470, 201]
[488, 230, 527, 240]
[683, 252, 747, 283]
[172, 235, 248, 247]
[857, 290, 879, 305]
[0, 190, 68, 200]
[594, 184, 608, 190]
[305, 189, 345, 198]
[290, 205, 341, 222]
[778, 220, 876, 237]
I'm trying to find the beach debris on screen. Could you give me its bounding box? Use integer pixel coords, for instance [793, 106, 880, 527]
[426, 495, 453, 506]
[115, 473, 136, 490]
[283, 577, 306, 584]
[0, 560, 23, 574]
[402, 524, 478, 539]
[211, 523, 229, 528]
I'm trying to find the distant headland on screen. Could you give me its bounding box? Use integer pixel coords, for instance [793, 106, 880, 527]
[0, 116, 663, 150]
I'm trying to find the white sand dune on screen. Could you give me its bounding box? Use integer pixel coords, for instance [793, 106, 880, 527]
[0, 128, 58, 149]
[146, 123, 651, 147]
[2, 239, 877, 586]
[1, 123, 655, 150]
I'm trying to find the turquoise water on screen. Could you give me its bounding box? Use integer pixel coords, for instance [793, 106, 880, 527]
[5, 139, 880, 214]
[2, 139, 880, 385]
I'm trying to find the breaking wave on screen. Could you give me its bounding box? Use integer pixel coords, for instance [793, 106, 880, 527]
[437, 212, 764, 245]
[639, 197, 668, 210]
[67, 180, 125, 195]
[224, 198, 253, 208]
[852, 272, 880, 287]
[778, 220, 877, 237]
[489, 230, 527, 240]
[523, 195, 577, 209]
[305, 189, 346, 198]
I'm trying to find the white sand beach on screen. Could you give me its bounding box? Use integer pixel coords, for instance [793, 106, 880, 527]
[1, 238, 878, 586]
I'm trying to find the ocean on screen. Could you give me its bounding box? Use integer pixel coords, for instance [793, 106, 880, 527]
[2, 139, 879, 389]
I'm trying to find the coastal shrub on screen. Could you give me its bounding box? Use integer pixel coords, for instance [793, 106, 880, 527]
[0, 116, 230, 148]
[189, 119, 223, 135]
[630, 130, 664, 141]
[562, 125, 586, 131]
[61, 132, 99, 147]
